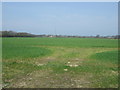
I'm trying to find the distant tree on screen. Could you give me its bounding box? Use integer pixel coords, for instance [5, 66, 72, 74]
[96, 35, 100, 38]
[1, 30, 35, 37]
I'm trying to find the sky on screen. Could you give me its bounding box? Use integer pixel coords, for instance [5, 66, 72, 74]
[0, 2, 2, 32]
[2, 2, 118, 36]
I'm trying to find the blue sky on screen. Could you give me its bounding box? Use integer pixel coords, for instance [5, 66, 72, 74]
[2, 2, 118, 36]
[0, 2, 2, 31]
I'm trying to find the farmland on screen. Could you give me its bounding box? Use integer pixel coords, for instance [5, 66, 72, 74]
[2, 37, 118, 88]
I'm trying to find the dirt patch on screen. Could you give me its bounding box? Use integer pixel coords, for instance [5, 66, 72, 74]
[7, 69, 92, 88]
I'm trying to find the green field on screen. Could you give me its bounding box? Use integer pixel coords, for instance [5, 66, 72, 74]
[2, 37, 118, 88]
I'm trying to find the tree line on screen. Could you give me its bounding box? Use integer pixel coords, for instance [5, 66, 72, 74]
[0, 30, 120, 39]
[0, 31, 35, 37]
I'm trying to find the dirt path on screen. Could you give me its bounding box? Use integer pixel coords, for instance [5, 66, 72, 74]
[5, 47, 118, 88]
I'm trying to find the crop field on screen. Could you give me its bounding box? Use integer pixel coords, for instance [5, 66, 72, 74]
[2, 37, 119, 88]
